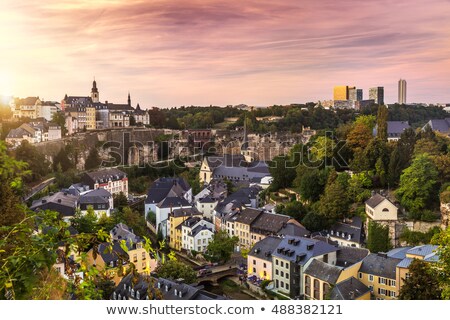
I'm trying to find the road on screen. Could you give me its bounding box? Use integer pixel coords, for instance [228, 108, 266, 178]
[24, 177, 56, 201]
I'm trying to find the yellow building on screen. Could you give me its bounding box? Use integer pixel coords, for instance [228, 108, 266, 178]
[333, 86, 349, 100]
[390, 245, 439, 293]
[86, 106, 96, 130]
[168, 208, 203, 251]
[304, 247, 369, 300]
[234, 208, 262, 249]
[358, 253, 401, 299]
[87, 241, 157, 284]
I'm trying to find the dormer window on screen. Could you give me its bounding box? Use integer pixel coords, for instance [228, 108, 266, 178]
[382, 208, 389, 212]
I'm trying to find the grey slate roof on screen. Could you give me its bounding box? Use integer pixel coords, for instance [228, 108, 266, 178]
[328, 216, 363, 245]
[145, 177, 190, 204]
[83, 168, 127, 186]
[234, 208, 262, 225]
[248, 236, 283, 262]
[387, 121, 410, 137]
[272, 237, 338, 266]
[304, 259, 342, 284]
[112, 274, 225, 300]
[278, 222, 311, 238]
[110, 223, 138, 243]
[98, 241, 127, 266]
[251, 212, 291, 235]
[158, 197, 190, 209]
[171, 207, 202, 218]
[365, 193, 386, 208]
[30, 192, 79, 217]
[6, 127, 31, 138]
[329, 277, 370, 300]
[359, 253, 401, 279]
[424, 118, 450, 133]
[336, 247, 369, 267]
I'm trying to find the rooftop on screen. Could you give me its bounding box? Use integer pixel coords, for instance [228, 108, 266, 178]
[329, 277, 370, 300]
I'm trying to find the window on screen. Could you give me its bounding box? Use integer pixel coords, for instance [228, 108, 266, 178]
[263, 271, 267, 277]
[276, 279, 279, 288]
[263, 263, 266, 268]
[133, 254, 138, 263]
[142, 252, 146, 260]
[286, 284, 289, 290]
[369, 285, 373, 292]
[280, 261, 284, 267]
[313, 279, 320, 300]
[358, 272, 362, 279]
[378, 288, 386, 296]
[275, 269, 279, 275]
[369, 275, 374, 282]
[286, 273, 289, 279]
[280, 281, 284, 288]
[276, 259, 279, 266]
[253, 268, 256, 273]
[305, 276, 311, 296]
[280, 271, 284, 277]
[390, 291, 396, 297]
[389, 279, 396, 287]
[253, 260, 256, 265]
[379, 277, 387, 285]
[322, 283, 330, 300]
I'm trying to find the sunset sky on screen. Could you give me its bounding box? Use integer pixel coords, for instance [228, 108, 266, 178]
[1, 0, 450, 107]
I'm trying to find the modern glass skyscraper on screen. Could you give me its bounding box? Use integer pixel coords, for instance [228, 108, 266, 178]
[369, 87, 384, 105]
[398, 79, 407, 104]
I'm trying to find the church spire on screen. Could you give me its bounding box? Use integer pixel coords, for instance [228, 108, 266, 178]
[91, 77, 99, 103]
[128, 92, 131, 106]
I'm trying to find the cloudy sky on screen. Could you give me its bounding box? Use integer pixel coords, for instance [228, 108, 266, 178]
[1, 0, 450, 107]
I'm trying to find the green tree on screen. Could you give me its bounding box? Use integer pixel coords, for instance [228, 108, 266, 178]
[396, 154, 439, 215]
[317, 171, 350, 226]
[376, 105, 388, 142]
[276, 201, 307, 221]
[399, 259, 442, 300]
[85, 147, 101, 170]
[53, 147, 73, 172]
[206, 230, 239, 264]
[295, 167, 329, 203]
[388, 127, 416, 186]
[348, 172, 372, 203]
[14, 141, 50, 182]
[431, 227, 450, 299]
[70, 207, 98, 233]
[366, 221, 391, 253]
[269, 155, 296, 191]
[347, 122, 373, 152]
[154, 260, 197, 284]
[113, 192, 128, 211]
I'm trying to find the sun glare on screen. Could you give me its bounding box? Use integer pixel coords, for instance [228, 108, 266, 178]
[0, 72, 14, 96]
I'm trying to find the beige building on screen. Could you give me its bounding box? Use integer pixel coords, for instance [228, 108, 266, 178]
[358, 253, 401, 299]
[247, 236, 282, 280]
[365, 193, 398, 221]
[168, 208, 203, 251]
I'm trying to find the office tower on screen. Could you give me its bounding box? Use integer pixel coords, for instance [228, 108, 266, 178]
[348, 87, 356, 101]
[333, 86, 349, 100]
[398, 79, 407, 104]
[369, 87, 384, 105]
[356, 89, 363, 101]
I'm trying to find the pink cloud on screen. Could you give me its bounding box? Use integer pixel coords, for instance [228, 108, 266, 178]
[1, 0, 450, 106]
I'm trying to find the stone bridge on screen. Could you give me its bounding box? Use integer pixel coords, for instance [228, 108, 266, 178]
[196, 267, 238, 284]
